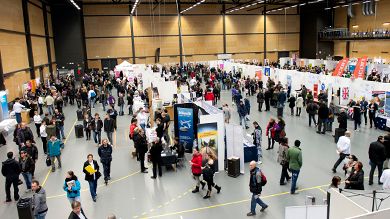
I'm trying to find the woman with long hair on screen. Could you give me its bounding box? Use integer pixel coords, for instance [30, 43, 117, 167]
[266, 118, 277, 150]
[63, 171, 81, 204]
[201, 151, 221, 199]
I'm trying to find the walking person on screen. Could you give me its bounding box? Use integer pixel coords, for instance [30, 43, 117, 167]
[287, 94, 296, 116]
[103, 114, 115, 144]
[337, 108, 348, 130]
[252, 122, 263, 162]
[68, 201, 87, 219]
[238, 101, 249, 129]
[1, 151, 21, 202]
[244, 97, 251, 116]
[118, 93, 125, 116]
[19, 150, 34, 191]
[83, 154, 101, 202]
[295, 94, 303, 116]
[63, 171, 81, 204]
[98, 139, 113, 184]
[332, 131, 351, 173]
[83, 115, 92, 141]
[353, 102, 362, 131]
[222, 104, 231, 123]
[317, 102, 329, 134]
[150, 138, 163, 179]
[21, 140, 39, 178]
[13, 98, 26, 123]
[368, 99, 378, 128]
[360, 97, 368, 125]
[33, 111, 42, 137]
[40, 121, 48, 154]
[265, 118, 277, 150]
[246, 161, 268, 216]
[264, 89, 271, 111]
[368, 136, 386, 185]
[54, 109, 66, 140]
[306, 100, 318, 127]
[38, 95, 44, 115]
[277, 137, 290, 185]
[201, 152, 221, 199]
[257, 89, 265, 112]
[287, 140, 303, 194]
[91, 113, 103, 146]
[47, 135, 62, 172]
[190, 147, 206, 193]
[31, 180, 48, 219]
[134, 128, 148, 173]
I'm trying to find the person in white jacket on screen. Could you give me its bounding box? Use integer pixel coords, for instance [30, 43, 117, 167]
[380, 168, 390, 190]
[33, 111, 42, 138]
[40, 121, 48, 154]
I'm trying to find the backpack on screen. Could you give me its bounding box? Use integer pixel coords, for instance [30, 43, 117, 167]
[260, 171, 267, 186]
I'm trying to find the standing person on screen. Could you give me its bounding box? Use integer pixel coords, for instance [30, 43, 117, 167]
[201, 153, 221, 199]
[244, 97, 251, 116]
[246, 161, 268, 216]
[107, 105, 118, 131]
[337, 108, 348, 130]
[17, 123, 35, 148]
[329, 176, 342, 189]
[368, 136, 386, 185]
[83, 115, 92, 141]
[21, 140, 39, 178]
[45, 94, 54, 115]
[353, 102, 362, 131]
[63, 171, 81, 204]
[1, 151, 21, 202]
[83, 154, 100, 202]
[317, 102, 329, 134]
[103, 114, 115, 144]
[33, 111, 42, 137]
[368, 99, 379, 128]
[127, 91, 134, 116]
[360, 97, 368, 125]
[137, 109, 148, 131]
[345, 161, 364, 190]
[117, 93, 125, 116]
[91, 113, 103, 146]
[40, 121, 48, 154]
[190, 147, 206, 193]
[295, 94, 303, 116]
[332, 131, 351, 173]
[38, 95, 44, 115]
[161, 110, 171, 144]
[150, 138, 163, 179]
[19, 150, 34, 191]
[222, 104, 231, 123]
[68, 201, 87, 219]
[265, 118, 277, 150]
[264, 89, 271, 111]
[133, 128, 148, 173]
[88, 87, 97, 108]
[277, 137, 290, 185]
[47, 135, 62, 172]
[98, 139, 113, 184]
[238, 101, 249, 129]
[31, 180, 48, 219]
[13, 98, 26, 123]
[287, 94, 296, 116]
[54, 109, 66, 140]
[252, 122, 263, 162]
[287, 140, 303, 195]
[306, 100, 318, 127]
[385, 133, 390, 169]
[257, 89, 265, 112]
[380, 168, 390, 190]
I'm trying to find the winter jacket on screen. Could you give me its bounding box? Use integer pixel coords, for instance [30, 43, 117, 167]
[237, 104, 247, 117]
[306, 102, 318, 115]
[32, 187, 48, 216]
[1, 158, 21, 180]
[150, 142, 163, 162]
[91, 119, 103, 132]
[244, 99, 250, 112]
[17, 128, 34, 146]
[249, 167, 262, 194]
[68, 209, 87, 219]
[257, 92, 265, 103]
[98, 144, 113, 163]
[191, 153, 203, 175]
[253, 127, 262, 146]
[369, 141, 386, 164]
[83, 160, 100, 181]
[19, 156, 34, 173]
[134, 133, 148, 154]
[384, 134, 390, 158]
[338, 112, 348, 130]
[277, 144, 289, 165]
[47, 139, 61, 157]
[202, 161, 215, 182]
[204, 92, 214, 101]
[296, 97, 304, 108]
[103, 118, 115, 132]
[318, 105, 329, 120]
[287, 146, 302, 171]
[288, 96, 296, 108]
[20, 144, 39, 161]
[345, 169, 364, 190]
[266, 122, 277, 138]
[63, 177, 81, 198]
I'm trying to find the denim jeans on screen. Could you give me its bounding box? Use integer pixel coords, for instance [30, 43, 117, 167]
[239, 115, 247, 127]
[93, 130, 101, 144]
[88, 179, 98, 198]
[22, 172, 32, 189]
[291, 169, 300, 194]
[250, 193, 267, 213]
[106, 131, 113, 144]
[309, 114, 316, 126]
[67, 196, 81, 204]
[58, 125, 65, 140]
[119, 105, 124, 115]
[369, 160, 383, 184]
[15, 113, 22, 124]
[140, 123, 146, 132]
[47, 105, 54, 115]
[35, 212, 47, 219]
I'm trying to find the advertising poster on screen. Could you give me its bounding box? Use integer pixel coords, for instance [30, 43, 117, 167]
[0, 91, 9, 120]
[198, 122, 218, 172]
[385, 92, 390, 116]
[177, 107, 194, 151]
[340, 87, 350, 106]
[264, 67, 271, 76]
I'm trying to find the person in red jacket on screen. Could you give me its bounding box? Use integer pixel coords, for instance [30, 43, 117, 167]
[204, 89, 215, 104]
[266, 118, 277, 150]
[190, 147, 206, 193]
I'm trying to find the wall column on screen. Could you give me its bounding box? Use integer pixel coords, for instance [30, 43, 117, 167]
[0, 51, 5, 90]
[346, 14, 350, 58]
[222, 3, 227, 54]
[22, 0, 35, 79]
[130, 8, 136, 64]
[177, 1, 184, 67]
[42, 2, 53, 78]
[263, 0, 267, 61]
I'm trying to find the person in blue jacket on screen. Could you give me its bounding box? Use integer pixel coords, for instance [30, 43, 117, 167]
[63, 170, 81, 204]
[237, 101, 249, 129]
[47, 135, 62, 172]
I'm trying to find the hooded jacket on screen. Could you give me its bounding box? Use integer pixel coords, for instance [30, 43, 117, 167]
[191, 153, 202, 175]
[63, 176, 81, 198]
[32, 186, 48, 215]
[2, 158, 21, 180]
[98, 144, 113, 163]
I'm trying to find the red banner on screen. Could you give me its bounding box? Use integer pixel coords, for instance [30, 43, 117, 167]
[332, 58, 349, 76]
[353, 56, 368, 79]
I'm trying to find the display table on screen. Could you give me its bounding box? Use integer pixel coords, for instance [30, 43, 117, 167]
[21, 110, 31, 123]
[161, 149, 178, 167]
[244, 141, 258, 163]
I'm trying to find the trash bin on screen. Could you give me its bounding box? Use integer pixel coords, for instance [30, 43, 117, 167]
[17, 197, 33, 219]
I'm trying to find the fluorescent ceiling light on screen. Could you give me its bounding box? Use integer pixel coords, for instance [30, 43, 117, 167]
[180, 0, 206, 14]
[69, 0, 80, 10]
[352, 25, 359, 28]
[383, 22, 390, 26]
[131, 0, 141, 15]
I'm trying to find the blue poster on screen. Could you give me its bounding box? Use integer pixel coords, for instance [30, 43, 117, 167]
[0, 91, 9, 120]
[177, 107, 194, 151]
[264, 67, 271, 76]
[385, 92, 390, 116]
[348, 65, 356, 73]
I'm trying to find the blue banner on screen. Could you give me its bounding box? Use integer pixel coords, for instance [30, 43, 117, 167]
[177, 107, 194, 151]
[264, 67, 271, 76]
[0, 91, 9, 120]
[385, 92, 390, 117]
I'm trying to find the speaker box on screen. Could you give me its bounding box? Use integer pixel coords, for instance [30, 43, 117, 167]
[227, 157, 240, 178]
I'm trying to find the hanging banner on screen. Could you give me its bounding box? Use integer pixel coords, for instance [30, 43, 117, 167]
[313, 84, 319, 100]
[332, 58, 349, 77]
[198, 122, 218, 172]
[177, 107, 194, 151]
[353, 56, 368, 79]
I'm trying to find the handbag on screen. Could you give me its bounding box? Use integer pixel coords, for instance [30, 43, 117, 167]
[95, 171, 102, 180]
[46, 156, 51, 167]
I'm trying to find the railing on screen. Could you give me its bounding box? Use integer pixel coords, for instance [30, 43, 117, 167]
[318, 28, 390, 40]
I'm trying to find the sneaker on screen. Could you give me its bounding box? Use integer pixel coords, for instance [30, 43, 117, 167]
[260, 205, 268, 212]
[151, 176, 157, 179]
[246, 212, 256, 216]
[5, 199, 12, 203]
[332, 168, 336, 173]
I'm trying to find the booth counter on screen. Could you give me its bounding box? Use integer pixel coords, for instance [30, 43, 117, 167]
[21, 110, 30, 124]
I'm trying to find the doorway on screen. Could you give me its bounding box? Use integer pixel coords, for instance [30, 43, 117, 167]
[101, 59, 118, 71]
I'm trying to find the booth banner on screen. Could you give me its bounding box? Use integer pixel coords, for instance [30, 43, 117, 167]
[332, 58, 349, 77]
[264, 67, 271, 76]
[385, 92, 390, 116]
[0, 91, 9, 120]
[198, 122, 219, 171]
[340, 87, 350, 106]
[177, 107, 194, 149]
[353, 56, 368, 79]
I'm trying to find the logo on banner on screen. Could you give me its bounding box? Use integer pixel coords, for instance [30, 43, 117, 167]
[321, 83, 325, 91]
[353, 56, 368, 79]
[342, 87, 349, 100]
[332, 58, 349, 77]
[264, 67, 271, 76]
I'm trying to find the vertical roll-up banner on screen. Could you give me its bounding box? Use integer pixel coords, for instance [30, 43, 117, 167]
[353, 56, 368, 79]
[0, 91, 9, 120]
[332, 58, 349, 76]
[177, 107, 194, 151]
[198, 122, 218, 172]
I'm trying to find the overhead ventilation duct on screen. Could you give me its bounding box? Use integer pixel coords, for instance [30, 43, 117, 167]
[362, 0, 376, 16]
[347, 3, 354, 18]
[369, 0, 375, 15]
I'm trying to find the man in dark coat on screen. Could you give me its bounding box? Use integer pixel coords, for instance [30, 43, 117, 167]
[246, 161, 268, 216]
[68, 201, 87, 219]
[264, 89, 271, 111]
[98, 139, 113, 184]
[103, 114, 115, 145]
[133, 128, 148, 173]
[257, 89, 265, 112]
[17, 123, 34, 148]
[2, 152, 21, 202]
[368, 136, 386, 185]
[337, 108, 348, 130]
[317, 102, 329, 134]
[384, 133, 390, 169]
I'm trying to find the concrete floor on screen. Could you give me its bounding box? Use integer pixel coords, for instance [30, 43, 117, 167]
[0, 88, 388, 219]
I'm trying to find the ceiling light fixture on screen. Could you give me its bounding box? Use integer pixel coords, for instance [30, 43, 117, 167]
[69, 0, 80, 10]
[180, 0, 206, 14]
[384, 22, 390, 26]
[352, 25, 359, 28]
[131, 0, 141, 15]
[226, 0, 264, 14]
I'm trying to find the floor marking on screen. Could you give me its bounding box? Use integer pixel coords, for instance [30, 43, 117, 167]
[113, 129, 117, 147]
[42, 119, 77, 187]
[317, 187, 327, 195]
